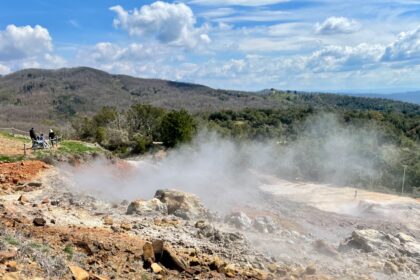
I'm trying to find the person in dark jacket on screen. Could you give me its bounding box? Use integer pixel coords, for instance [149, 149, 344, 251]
[29, 128, 36, 140]
[49, 129, 56, 146]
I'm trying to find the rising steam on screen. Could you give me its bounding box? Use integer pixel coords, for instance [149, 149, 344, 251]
[60, 113, 394, 213]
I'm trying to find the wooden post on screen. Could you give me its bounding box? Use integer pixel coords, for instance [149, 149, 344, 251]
[24, 143, 26, 157]
[402, 165, 407, 195]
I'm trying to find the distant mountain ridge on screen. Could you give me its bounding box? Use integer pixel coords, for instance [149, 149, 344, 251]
[0, 67, 419, 130]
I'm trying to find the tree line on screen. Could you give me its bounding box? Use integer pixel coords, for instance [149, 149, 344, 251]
[71, 104, 196, 153]
[71, 103, 419, 196]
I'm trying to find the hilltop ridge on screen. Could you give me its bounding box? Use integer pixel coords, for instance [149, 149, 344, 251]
[0, 67, 419, 130]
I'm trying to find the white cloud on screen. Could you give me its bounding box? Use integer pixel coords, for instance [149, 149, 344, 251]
[89, 42, 160, 62]
[0, 64, 11, 75]
[198, 8, 236, 19]
[382, 25, 420, 61]
[189, 0, 289, 6]
[315, 17, 361, 35]
[0, 24, 52, 61]
[110, 1, 210, 48]
[239, 37, 317, 52]
[75, 42, 186, 79]
[305, 44, 384, 72]
[0, 24, 66, 72]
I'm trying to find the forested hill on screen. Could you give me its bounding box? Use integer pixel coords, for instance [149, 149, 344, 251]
[0, 67, 419, 194]
[0, 67, 419, 130]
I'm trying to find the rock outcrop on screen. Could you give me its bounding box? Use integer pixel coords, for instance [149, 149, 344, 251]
[126, 198, 168, 215]
[340, 229, 419, 255]
[225, 212, 252, 230]
[154, 189, 209, 220]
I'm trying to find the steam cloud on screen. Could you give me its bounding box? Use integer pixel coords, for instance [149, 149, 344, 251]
[60, 114, 393, 213]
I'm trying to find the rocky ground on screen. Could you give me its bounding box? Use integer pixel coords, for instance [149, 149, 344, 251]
[0, 157, 419, 280]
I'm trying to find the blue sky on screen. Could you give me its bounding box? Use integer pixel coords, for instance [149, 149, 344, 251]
[1, 0, 420, 92]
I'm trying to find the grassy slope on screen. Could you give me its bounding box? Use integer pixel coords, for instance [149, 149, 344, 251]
[0, 132, 104, 163]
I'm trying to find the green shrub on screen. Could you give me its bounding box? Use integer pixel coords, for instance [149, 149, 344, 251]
[160, 109, 196, 147]
[132, 134, 152, 154]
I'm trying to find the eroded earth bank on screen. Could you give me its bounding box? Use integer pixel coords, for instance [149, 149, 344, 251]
[0, 157, 419, 280]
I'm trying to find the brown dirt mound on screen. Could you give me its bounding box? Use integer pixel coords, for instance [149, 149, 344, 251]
[0, 160, 49, 185]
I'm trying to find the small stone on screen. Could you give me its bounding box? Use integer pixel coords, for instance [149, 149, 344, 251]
[151, 263, 163, 274]
[27, 181, 42, 187]
[6, 261, 17, 272]
[41, 197, 49, 204]
[224, 264, 237, 278]
[267, 263, 278, 273]
[384, 261, 399, 274]
[103, 216, 113, 226]
[305, 264, 316, 275]
[18, 195, 29, 204]
[0, 251, 17, 263]
[69, 265, 89, 280]
[50, 200, 60, 206]
[396, 233, 415, 243]
[143, 242, 155, 264]
[33, 217, 46, 226]
[209, 256, 223, 271]
[120, 222, 131, 231]
[195, 220, 207, 229]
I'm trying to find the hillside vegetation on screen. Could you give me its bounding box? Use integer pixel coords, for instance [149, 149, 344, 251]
[0, 67, 418, 130]
[0, 67, 276, 130]
[0, 67, 419, 195]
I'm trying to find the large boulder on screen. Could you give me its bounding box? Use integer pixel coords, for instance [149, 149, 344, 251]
[340, 229, 420, 257]
[224, 212, 252, 230]
[126, 198, 168, 215]
[154, 189, 208, 220]
[252, 216, 277, 233]
[341, 229, 398, 252]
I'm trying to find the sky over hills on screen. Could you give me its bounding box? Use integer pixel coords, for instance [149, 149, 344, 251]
[0, 0, 420, 92]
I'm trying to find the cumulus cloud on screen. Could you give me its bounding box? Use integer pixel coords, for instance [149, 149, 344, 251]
[110, 1, 210, 48]
[0, 24, 52, 61]
[76, 41, 198, 80]
[0, 24, 65, 72]
[315, 17, 360, 35]
[88, 42, 162, 63]
[382, 25, 420, 61]
[305, 44, 384, 72]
